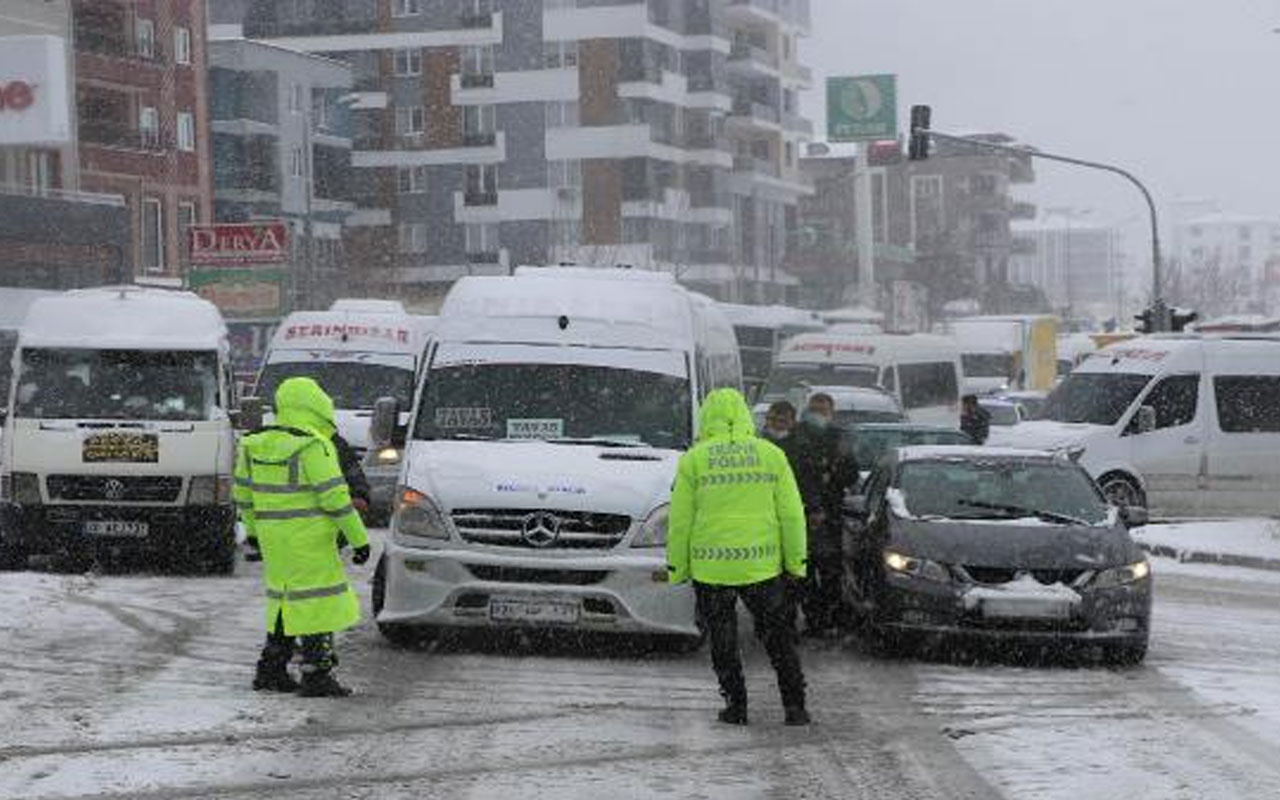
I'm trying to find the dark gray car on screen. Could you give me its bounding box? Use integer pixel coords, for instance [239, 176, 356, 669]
[843, 446, 1151, 664]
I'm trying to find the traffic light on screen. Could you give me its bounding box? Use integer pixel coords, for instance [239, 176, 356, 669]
[1134, 307, 1157, 334]
[1169, 307, 1199, 333]
[908, 105, 932, 161]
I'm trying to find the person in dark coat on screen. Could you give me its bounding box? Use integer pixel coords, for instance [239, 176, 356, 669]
[960, 394, 992, 445]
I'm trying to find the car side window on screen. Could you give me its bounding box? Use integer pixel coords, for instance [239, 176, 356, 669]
[1128, 373, 1199, 434]
[864, 465, 891, 518]
[880, 365, 896, 394]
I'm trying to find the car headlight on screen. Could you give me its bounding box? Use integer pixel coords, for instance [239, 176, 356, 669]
[392, 486, 451, 545]
[883, 549, 951, 583]
[1, 472, 40, 504]
[1092, 559, 1151, 589]
[188, 475, 233, 505]
[366, 447, 402, 468]
[631, 504, 669, 548]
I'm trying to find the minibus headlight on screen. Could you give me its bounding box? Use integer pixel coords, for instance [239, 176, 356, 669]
[392, 486, 451, 545]
[631, 504, 670, 548]
[367, 447, 402, 468]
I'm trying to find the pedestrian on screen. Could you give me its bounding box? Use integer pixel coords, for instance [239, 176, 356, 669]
[960, 393, 991, 444]
[234, 377, 372, 697]
[667, 388, 810, 726]
[788, 392, 859, 638]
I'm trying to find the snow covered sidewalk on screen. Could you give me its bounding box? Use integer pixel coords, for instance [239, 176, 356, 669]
[1135, 519, 1280, 572]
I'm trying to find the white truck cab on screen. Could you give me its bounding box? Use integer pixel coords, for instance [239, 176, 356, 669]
[0, 287, 237, 572]
[256, 299, 435, 453]
[375, 267, 741, 645]
[990, 334, 1280, 517]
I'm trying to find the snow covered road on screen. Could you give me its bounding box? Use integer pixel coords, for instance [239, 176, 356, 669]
[4, 540, 1280, 799]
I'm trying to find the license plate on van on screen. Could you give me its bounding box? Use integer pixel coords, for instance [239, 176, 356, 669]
[83, 520, 149, 538]
[489, 597, 579, 625]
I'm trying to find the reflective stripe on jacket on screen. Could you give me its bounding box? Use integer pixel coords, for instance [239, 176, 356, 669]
[234, 377, 370, 636]
[667, 388, 807, 586]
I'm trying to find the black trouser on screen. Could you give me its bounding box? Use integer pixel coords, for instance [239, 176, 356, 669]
[695, 577, 806, 710]
[258, 611, 338, 675]
[800, 552, 843, 632]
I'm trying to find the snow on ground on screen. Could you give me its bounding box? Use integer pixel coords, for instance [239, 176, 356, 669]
[1134, 518, 1280, 562]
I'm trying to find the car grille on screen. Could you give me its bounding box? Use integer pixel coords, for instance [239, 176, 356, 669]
[46, 475, 184, 503]
[451, 508, 632, 549]
[962, 566, 1088, 586]
[466, 565, 609, 585]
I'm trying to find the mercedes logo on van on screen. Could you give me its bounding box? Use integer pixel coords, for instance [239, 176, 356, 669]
[102, 479, 127, 501]
[521, 512, 561, 548]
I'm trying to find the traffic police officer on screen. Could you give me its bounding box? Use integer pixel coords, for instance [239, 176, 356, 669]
[234, 377, 371, 697]
[668, 388, 810, 725]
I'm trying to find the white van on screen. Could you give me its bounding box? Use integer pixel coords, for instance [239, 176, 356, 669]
[375, 267, 741, 646]
[762, 333, 963, 428]
[256, 299, 435, 453]
[990, 334, 1280, 517]
[0, 287, 237, 572]
[717, 303, 824, 402]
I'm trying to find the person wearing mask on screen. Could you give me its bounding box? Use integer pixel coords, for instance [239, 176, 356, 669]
[960, 394, 992, 445]
[761, 400, 798, 445]
[668, 388, 810, 726]
[234, 377, 371, 697]
[790, 392, 859, 638]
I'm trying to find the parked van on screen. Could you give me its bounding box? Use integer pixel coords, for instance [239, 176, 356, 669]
[762, 333, 963, 428]
[717, 303, 824, 402]
[0, 287, 237, 572]
[990, 334, 1280, 517]
[256, 299, 435, 453]
[374, 267, 740, 647]
[946, 314, 1058, 395]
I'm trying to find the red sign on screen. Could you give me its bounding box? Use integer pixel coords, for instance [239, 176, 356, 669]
[0, 81, 35, 113]
[189, 222, 289, 266]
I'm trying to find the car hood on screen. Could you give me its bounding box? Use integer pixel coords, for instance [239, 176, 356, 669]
[402, 439, 678, 516]
[986, 419, 1107, 450]
[889, 517, 1139, 570]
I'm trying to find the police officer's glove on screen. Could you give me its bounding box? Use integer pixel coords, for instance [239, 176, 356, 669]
[244, 535, 262, 563]
[351, 544, 371, 565]
[336, 532, 349, 550]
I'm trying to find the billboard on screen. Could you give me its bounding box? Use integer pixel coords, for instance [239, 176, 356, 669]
[189, 222, 289, 266]
[188, 268, 288, 319]
[0, 36, 71, 145]
[826, 74, 897, 143]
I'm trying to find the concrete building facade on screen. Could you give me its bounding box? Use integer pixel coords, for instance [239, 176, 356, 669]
[1010, 220, 1125, 322]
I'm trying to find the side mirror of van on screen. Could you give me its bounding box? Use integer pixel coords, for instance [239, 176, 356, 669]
[370, 396, 399, 447]
[1136, 405, 1157, 435]
[237, 397, 264, 431]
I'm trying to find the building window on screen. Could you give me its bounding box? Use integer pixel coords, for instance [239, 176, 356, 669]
[395, 106, 425, 137]
[543, 40, 579, 70]
[547, 159, 581, 190]
[177, 112, 195, 152]
[397, 165, 427, 193]
[289, 83, 304, 114]
[139, 106, 159, 147]
[313, 91, 331, 131]
[460, 45, 495, 87]
[785, 141, 794, 168]
[142, 197, 164, 272]
[464, 163, 497, 205]
[394, 48, 421, 76]
[398, 222, 427, 253]
[174, 27, 191, 65]
[290, 146, 305, 177]
[462, 104, 496, 146]
[465, 222, 500, 261]
[136, 19, 155, 60]
[544, 101, 578, 128]
[392, 0, 420, 17]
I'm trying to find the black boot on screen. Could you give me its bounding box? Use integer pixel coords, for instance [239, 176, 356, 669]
[252, 663, 299, 693]
[784, 706, 811, 726]
[717, 700, 748, 725]
[299, 670, 352, 697]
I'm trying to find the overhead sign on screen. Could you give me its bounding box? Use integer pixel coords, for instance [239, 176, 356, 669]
[827, 74, 897, 143]
[189, 222, 289, 266]
[188, 268, 288, 319]
[0, 36, 71, 145]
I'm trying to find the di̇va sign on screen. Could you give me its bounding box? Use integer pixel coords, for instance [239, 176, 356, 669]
[0, 36, 71, 145]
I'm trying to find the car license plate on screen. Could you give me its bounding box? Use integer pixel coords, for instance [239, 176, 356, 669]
[83, 520, 149, 538]
[982, 596, 1071, 620]
[489, 597, 579, 625]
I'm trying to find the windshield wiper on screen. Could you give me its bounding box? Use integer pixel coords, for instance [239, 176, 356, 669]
[547, 437, 649, 448]
[432, 433, 497, 441]
[957, 499, 1090, 526]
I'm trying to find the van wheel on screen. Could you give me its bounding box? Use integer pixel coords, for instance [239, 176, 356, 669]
[1099, 472, 1146, 509]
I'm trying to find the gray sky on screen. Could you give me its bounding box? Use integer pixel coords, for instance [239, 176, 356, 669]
[803, 0, 1280, 231]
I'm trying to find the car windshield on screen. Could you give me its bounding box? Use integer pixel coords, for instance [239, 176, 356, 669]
[962, 353, 1014, 378]
[983, 403, 1020, 426]
[897, 459, 1110, 525]
[15, 348, 219, 421]
[1041, 372, 1152, 425]
[763, 363, 880, 399]
[853, 428, 971, 471]
[416, 362, 692, 450]
[258, 360, 415, 411]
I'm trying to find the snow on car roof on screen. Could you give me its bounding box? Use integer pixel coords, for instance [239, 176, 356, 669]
[897, 445, 1057, 462]
[21, 286, 226, 350]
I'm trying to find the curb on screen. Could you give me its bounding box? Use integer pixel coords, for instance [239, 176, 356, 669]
[1138, 542, 1280, 573]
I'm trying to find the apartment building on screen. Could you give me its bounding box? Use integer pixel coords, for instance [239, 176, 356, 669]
[241, 0, 814, 306]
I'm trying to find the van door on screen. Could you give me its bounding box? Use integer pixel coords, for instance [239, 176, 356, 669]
[1123, 372, 1203, 515]
[1202, 374, 1280, 516]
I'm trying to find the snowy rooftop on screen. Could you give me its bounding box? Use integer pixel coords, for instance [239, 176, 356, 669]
[21, 287, 226, 349]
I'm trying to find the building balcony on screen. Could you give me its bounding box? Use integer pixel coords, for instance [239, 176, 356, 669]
[1011, 201, 1038, 221]
[80, 123, 169, 153]
[459, 12, 495, 29]
[459, 72, 495, 89]
[464, 190, 498, 207]
[725, 0, 784, 28]
[729, 99, 782, 131]
[733, 155, 780, 178]
[466, 250, 501, 264]
[727, 42, 780, 74]
[462, 131, 497, 148]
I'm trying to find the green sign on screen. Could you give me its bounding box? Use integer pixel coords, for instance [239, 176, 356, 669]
[827, 74, 897, 142]
[188, 268, 289, 319]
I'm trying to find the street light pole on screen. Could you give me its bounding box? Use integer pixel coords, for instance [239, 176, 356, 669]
[919, 129, 1167, 330]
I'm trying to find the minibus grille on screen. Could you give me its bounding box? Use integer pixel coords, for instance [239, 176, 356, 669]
[451, 508, 632, 549]
[47, 475, 184, 503]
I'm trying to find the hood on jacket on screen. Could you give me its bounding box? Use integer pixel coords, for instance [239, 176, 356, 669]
[698, 388, 756, 442]
[274, 376, 337, 440]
